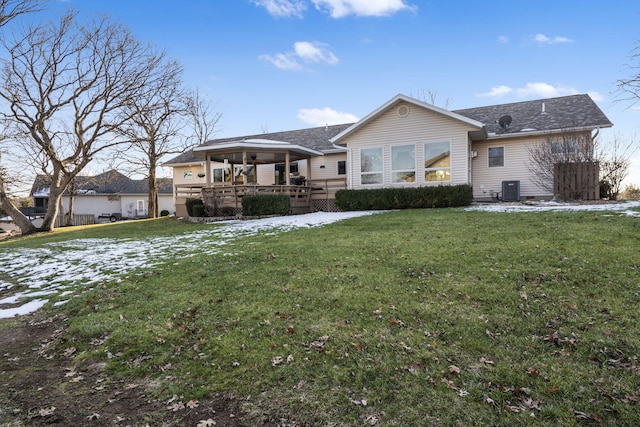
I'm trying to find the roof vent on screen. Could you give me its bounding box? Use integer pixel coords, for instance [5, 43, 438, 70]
[498, 115, 512, 130]
[397, 104, 410, 118]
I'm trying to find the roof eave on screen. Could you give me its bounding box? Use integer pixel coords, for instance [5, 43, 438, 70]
[484, 124, 613, 140]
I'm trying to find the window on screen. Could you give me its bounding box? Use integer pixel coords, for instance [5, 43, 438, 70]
[391, 145, 416, 183]
[183, 170, 193, 179]
[488, 147, 504, 167]
[337, 160, 346, 175]
[424, 142, 451, 182]
[551, 140, 577, 154]
[360, 147, 383, 185]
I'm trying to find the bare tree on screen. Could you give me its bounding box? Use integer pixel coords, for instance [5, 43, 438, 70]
[0, 11, 171, 234]
[113, 74, 222, 218]
[0, 0, 46, 27]
[527, 129, 600, 199]
[598, 132, 637, 200]
[0, 0, 48, 234]
[113, 57, 186, 219]
[184, 88, 222, 146]
[617, 42, 640, 107]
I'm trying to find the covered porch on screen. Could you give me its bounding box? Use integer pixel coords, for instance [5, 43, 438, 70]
[174, 139, 347, 216]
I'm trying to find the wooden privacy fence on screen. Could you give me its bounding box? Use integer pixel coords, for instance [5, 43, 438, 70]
[554, 161, 599, 200]
[55, 214, 96, 228]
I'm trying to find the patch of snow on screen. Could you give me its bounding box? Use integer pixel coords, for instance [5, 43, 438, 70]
[0, 211, 382, 318]
[466, 200, 640, 216]
[0, 299, 48, 319]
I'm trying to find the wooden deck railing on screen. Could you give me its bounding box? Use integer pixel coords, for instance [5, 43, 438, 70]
[174, 178, 347, 214]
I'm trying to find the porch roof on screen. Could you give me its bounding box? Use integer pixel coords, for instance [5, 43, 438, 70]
[192, 138, 324, 164]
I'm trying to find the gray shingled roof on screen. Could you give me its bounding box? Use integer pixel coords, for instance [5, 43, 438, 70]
[31, 170, 172, 196]
[164, 94, 612, 166]
[164, 123, 353, 166]
[453, 94, 612, 136]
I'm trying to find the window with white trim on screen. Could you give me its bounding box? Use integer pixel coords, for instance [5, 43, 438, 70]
[488, 147, 504, 167]
[337, 160, 346, 175]
[424, 142, 451, 182]
[391, 145, 416, 183]
[360, 148, 383, 185]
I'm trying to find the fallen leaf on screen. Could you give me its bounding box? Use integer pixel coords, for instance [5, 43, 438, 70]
[197, 420, 216, 427]
[168, 401, 185, 412]
[87, 413, 100, 420]
[63, 347, 76, 357]
[479, 357, 495, 366]
[448, 365, 461, 376]
[526, 367, 539, 376]
[483, 395, 496, 407]
[271, 356, 283, 366]
[38, 406, 56, 417]
[287, 354, 294, 363]
[187, 400, 199, 409]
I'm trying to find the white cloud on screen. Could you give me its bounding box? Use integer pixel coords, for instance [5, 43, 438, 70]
[253, 0, 307, 18]
[515, 82, 578, 98]
[587, 91, 604, 102]
[311, 0, 416, 18]
[294, 41, 339, 64]
[497, 35, 509, 44]
[534, 33, 573, 44]
[297, 107, 359, 126]
[260, 41, 339, 70]
[477, 85, 513, 98]
[259, 53, 304, 70]
[477, 83, 581, 99]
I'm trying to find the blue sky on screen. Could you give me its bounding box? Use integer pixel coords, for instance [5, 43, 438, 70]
[44, 0, 640, 185]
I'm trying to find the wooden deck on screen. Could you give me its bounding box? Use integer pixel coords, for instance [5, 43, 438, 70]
[174, 178, 347, 216]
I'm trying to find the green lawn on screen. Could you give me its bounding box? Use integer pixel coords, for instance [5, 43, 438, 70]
[2, 208, 639, 426]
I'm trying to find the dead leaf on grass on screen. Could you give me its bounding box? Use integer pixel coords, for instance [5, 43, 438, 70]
[197, 419, 216, 427]
[87, 413, 100, 420]
[63, 347, 76, 357]
[187, 400, 199, 409]
[38, 406, 56, 417]
[448, 365, 461, 376]
[479, 356, 495, 366]
[167, 401, 185, 412]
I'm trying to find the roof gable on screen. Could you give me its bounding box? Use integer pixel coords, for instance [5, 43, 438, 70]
[330, 94, 486, 145]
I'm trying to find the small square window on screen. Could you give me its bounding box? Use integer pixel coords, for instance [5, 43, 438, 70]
[183, 170, 193, 179]
[488, 147, 504, 167]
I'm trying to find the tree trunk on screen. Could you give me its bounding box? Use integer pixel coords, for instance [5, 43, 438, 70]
[65, 178, 75, 226]
[0, 177, 37, 235]
[39, 170, 65, 232]
[148, 165, 158, 218]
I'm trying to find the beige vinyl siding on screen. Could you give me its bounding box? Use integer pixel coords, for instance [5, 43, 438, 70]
[172, 164, 206, 187]
[343, 102, 476, 189]
[309, 153, 347, 180]
[471, 135, 552, 200]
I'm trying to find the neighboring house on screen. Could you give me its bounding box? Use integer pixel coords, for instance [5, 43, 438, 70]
[30, 170, 175, 222]
[164, 93, 612, 214]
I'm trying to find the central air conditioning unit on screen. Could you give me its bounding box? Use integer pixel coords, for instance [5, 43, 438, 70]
[502, 180, 520, 202]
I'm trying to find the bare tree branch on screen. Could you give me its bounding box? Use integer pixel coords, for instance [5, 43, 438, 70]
[0, 10, 171, 233]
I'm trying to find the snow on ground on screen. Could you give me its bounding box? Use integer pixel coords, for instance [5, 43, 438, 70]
[1, 202, 639, 319]
[0, 211, 381, 319]
[466, 200, 640, 216]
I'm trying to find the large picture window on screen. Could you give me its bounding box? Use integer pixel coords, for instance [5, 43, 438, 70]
[360, 147, 383, 185]
[424, 142, 451, 182]
[391, 145, 416, 183]
[488, 147, 504, 167]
